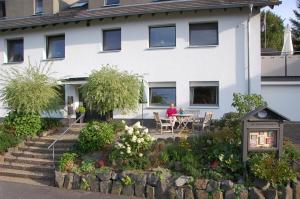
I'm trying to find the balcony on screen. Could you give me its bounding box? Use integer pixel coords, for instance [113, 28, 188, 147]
[261, 52, 300, 82]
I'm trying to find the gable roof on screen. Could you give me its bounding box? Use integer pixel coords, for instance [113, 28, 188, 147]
[241, 106, 290, 121]
[0, 0, 281, 31]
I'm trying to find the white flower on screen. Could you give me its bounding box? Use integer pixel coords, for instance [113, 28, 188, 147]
[143, 128, 149, 133]
[132, 135, 137, 142]
[140, 138, 144, 143]
[127, 128, 134, 135]
[120, 151, 124, 155]
[122, 120, 126, 124]
[127, 146, 131, 151]
[137, 139, 141, 144]
[125, 125, 130, 130]
[127, 150, 131, 154]
[133, 121, 143, 129]
[117, 142, 123, 148]
[139, 153, 143, 157]
[150, 136, 155, 141]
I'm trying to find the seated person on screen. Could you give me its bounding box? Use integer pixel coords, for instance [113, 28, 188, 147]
[166, 103, 177, 118]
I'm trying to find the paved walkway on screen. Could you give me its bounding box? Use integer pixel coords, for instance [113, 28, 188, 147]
[0, 181, 138, 199]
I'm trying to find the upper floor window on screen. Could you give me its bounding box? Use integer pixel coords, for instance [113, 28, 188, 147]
[7, 39, 24, 63]
[47, 35, 65, 59]
[103, 29, 121, 51]
[189, 22, 219, 46]
[35, 0, 43, 14]
[0, 0, 6, 18]
[149, 25, 176, 48]
[105, 0, 120, 6]
[189, 81, 219, 106]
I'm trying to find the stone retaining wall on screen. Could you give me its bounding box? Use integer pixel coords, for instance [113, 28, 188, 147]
[55, 170, 298, 199]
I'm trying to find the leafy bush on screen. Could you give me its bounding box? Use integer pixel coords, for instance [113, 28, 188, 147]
[79, 160, 96, 174]
[58, 152, 78, 172]
[249, 153, 296, 187]
[81, 65, 141, 117]
[109, 120, 126, 132]
[76, 106, 86, 114]
[41, 118, 62, 131]
[215, 112, 240, 130]
[109, 122, 154, 170]
[282, 139, 300, 164]
[3, 111, 41, 138]
[0, 130, 20, 154]
[0, 64, 60, 114]
[232, 93, 266, 116]
[77, 121, 115, 153]
[121, 175, 134, 186]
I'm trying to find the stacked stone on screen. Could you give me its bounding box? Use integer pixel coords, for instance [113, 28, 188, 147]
[55, 171, 296, 199]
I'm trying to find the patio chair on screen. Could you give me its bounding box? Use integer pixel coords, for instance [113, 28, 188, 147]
[192, 112, 213, 132]
[153, 112, 174, 134]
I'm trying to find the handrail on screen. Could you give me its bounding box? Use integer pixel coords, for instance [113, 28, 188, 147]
[48, 114, 84, 167]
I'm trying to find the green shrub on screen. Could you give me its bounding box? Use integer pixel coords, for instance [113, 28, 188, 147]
[109, 122, 154, 170]
[283, 139, 300, 163]
[249, 153, 296, 187]
[232, 93, 266, 116]
[78, 121, 115, 153]
[109, 120, 126, 132]
[0, 130, 20, 154]
[121, 175, 134, 186]
[41, 118, 62, 131]
[80, 160, 96, 174]
[76, 106, 86, 114]
[3, 111, 41, 138]
[215, 112, 240, 129]
[58, 152, 78, 172]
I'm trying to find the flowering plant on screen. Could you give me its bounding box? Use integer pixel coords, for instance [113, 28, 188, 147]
[110, 121, 155, 169]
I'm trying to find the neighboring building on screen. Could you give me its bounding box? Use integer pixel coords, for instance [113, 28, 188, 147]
[0, 0, 280, 120]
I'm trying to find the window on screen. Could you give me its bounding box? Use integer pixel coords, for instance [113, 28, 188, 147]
[105, 0, 120, 6]
[103, 29, 121, 51]
[149, 25, 176, 48]
[7, 39, 24, 63]
[190, 82, 219, 106]
[35, 0, 43, 14]
[70, 1, 88, 8]
[189, 22, 218, 46]
[149, 82, 176, 106]
[0, 0, 5, 18]
[47, 35, 65, 59]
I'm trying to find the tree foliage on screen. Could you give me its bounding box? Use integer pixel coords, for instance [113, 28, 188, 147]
[81, 65, 140, 115]
[232, 93, 267, 116]
[291, 0, 300, 51]
[0, 63, 60, 114]
[261, 11, 284, 50]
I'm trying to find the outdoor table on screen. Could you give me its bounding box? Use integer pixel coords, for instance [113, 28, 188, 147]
[173, 113, 193, 132]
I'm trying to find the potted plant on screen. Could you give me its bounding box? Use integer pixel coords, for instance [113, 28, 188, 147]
[76, 105, 86, 123]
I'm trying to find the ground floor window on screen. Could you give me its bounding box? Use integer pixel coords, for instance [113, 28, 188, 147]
[190, 81, 219, 106]
[149, 82, 176, 106]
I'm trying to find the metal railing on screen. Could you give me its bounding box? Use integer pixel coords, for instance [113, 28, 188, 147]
[261, 51, 300, 77]
[48, 114, 84, 167]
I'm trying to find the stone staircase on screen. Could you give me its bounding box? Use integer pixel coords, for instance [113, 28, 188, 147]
[0, 126, 81, 186]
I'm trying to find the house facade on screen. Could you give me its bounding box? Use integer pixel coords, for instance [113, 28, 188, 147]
[0, 0, 280, 120]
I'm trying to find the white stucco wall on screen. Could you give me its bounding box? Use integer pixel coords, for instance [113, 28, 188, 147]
[0, 8, 262, 119]
[262, 84, 300, 121]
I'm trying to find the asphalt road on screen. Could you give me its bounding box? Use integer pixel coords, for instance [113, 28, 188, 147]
[0, 181, 137, 199]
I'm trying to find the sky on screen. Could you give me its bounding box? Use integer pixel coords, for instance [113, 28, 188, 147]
[264, 0, 297, 26]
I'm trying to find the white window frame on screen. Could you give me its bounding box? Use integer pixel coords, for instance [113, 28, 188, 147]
[148, 82, 176, 107]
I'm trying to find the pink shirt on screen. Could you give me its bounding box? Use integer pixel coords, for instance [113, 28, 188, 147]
[166, 107, 177, 117]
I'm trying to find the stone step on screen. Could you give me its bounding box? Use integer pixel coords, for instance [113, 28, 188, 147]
[11, 151, 62, 160]
[25, 141, 76, 148]
[4, 155, 56, 166]
[0, 176, 54, 186]
[18, 146, 69, 154]
[0, 168, 54, 181]
[30, 137, 77, 144]
[0, 162, 54, 173]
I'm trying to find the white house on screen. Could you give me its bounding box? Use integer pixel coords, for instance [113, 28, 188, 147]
[0, 0, 280, 121]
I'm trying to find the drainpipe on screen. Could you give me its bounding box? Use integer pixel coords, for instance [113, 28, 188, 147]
[247, 4, 253, 94]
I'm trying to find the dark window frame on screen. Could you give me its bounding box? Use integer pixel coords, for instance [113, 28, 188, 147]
[149, 25, 176, 48]
[7, 38, 24, 63]
[149, 87, 176, 107]
[35, 0, 44, 14]
[105, 0, 120, 6]
[46, 34, 65, 59]
[0, 0, 6, 18]
[189, 22, 219, 46]
[189, 84, 219, 106]
[102, 28, 121, 51]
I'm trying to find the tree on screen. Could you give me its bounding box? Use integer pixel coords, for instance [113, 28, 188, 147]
[261, 11, 284, 50]
[81, 65, 140, 119]
[290, 0, 300, 51]
[232, 93, 267, 116]
[0, 63, 60, 114]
